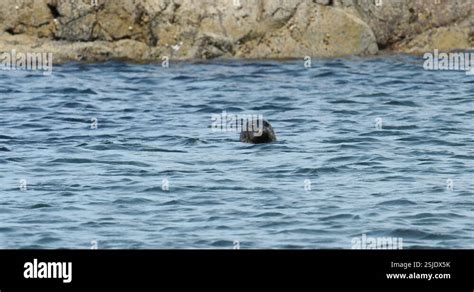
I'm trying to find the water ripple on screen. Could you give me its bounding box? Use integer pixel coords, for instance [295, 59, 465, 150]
[0, 56, 472, 249]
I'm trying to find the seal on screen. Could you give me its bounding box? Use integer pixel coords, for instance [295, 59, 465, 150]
[240, 119, 277, 144]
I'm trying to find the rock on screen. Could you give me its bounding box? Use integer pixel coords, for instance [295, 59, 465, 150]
[235, 4, 378, 58]
[0, 0, 53, 36]
[0, 32, 162, 64]
[396, 26, 471, 55]
[353, 0, 473, 53]
[0, 0, 472, 63]
[190, 34, 235, 59]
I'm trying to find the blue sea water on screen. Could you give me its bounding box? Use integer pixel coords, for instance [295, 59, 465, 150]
[0, 55, 472, 249]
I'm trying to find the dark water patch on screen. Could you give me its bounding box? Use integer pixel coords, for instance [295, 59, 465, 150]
[0, 227, 15, 232]
[203, 185, 249, 191]
[380, 175, 416, 182]
[322, 59, 351, 69]
[277, 228, 330, 235]
[142, 186, 170, 192]
[326, 156, 357, 163]
[48, 87, 97, 95]
[27, 203, 52, 209]
[400, 85, 422, 91]
[172, 75, 194, 81]
[312, 71, 335, 78]
[338, 144, 365, 150]
[159, 200, 183, 206]
[15, 123, 45, 129]
[422, 234, 458, 240]
[182, 137, 208, 145]
[329, 99, 361, 104]
[35, 237, 62, 244]
[49, 158, 151, 167]
[320, 214, 359, 221]
[293, 166, 348, 175]
[377, 199, 417, 206]
[331, 110, 360, 115]
[260, 221, 293, 228]
[400, 138, 466, 147]
[383, 125, 419, 130]
[384, 100, 419, 107]
[206, 216, 222, 221]
[411, 212, 465, 219]
[0, 88, 22, 93]
[389, 229, 453, 240]
[113, 197, 154, 205]
[353, 92, 390, 98]
[360, 130, 408, 137]
[140, 147, 187, 153]
[334, 79, 350, 85]
[210, 240, 233, 247]
[0, 135, 15, 140]
[255, 212, 285, 218]
[272, 96, 294, 102]
[378, 79, 408, 86]
[5, 157, 26, 162]
[50, 158, 96, 164]
[251, 104, 298, 111]
[57, 102, 91, 109]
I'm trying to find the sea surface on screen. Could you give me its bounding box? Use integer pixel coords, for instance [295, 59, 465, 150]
[0, 55, 472, 249]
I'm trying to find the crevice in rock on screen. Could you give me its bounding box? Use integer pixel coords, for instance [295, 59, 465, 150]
[237, 30, 265, 46]
[377, 42, 389, 50]
[5, 28, 17, 35]
[216, 8, 228, 38]
[146, 22, 158, 47]
[47, 3, 61, 19]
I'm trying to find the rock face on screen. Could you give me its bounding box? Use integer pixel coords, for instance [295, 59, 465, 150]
[349, 0, 473, 54]
[0, 0, 472, 63]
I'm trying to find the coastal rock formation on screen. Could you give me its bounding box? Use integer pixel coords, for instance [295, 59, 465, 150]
[0, 0, 472, 63]
[350, 0, 473, 54]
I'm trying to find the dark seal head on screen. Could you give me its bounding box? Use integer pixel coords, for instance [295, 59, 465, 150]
[240, 119, 276, 144]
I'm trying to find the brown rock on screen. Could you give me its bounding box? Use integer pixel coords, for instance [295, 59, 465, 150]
[0, 0, 472, 63]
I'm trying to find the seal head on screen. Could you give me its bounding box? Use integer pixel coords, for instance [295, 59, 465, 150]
[240, 119, 276, 144]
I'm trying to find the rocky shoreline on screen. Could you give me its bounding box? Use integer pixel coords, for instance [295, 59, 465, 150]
[0, 0, 472, 64]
